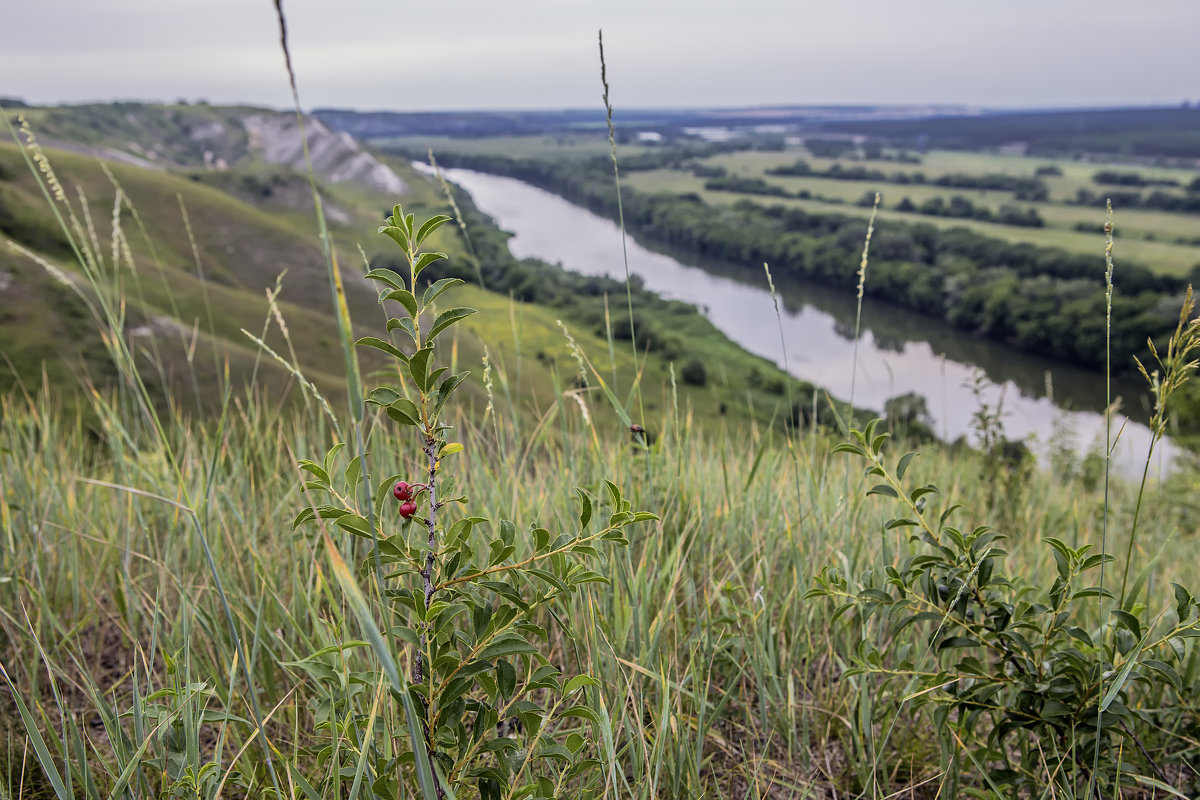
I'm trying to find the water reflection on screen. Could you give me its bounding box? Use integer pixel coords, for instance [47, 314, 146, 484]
[435, 166, 1172, 475]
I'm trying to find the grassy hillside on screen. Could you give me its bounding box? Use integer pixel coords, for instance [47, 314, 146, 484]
[1, 118, 827, 439]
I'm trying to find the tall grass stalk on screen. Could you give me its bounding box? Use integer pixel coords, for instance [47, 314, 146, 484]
[1090, 199, 1117, 795]
[847, 191, 880, 422]
[597, 31, 641, 413]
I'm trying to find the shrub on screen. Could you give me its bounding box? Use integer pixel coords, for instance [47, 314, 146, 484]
[679, 357, 707, 387]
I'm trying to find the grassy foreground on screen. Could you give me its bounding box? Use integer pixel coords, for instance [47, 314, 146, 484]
[2, 317, 1200, 798]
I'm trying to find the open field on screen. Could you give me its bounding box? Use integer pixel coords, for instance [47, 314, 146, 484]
[625, 166, 1200, 275]
[386, 134, 1200, 275]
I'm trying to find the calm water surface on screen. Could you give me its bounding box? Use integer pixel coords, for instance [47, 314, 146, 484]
[437, 166, 1174, 475]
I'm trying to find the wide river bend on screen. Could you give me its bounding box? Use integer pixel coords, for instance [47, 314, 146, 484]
[436, 166, 1174, 476]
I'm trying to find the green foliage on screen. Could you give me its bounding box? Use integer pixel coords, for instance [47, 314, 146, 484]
[294, 205, 656, 797]
[810, 418, 1200, 797]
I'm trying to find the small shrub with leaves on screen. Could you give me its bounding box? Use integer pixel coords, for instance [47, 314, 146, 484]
[293, 205, 657, 798]
[809, 418, 1200, 798]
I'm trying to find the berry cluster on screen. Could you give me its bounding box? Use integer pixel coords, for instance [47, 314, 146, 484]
[393, 480, 426, 520]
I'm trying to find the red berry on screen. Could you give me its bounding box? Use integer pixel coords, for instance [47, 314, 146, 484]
[399, 501, 417, 520]
[393, 481, 412, 501]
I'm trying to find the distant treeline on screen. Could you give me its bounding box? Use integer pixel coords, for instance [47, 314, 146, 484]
[397, 149, 1188, 377]
[820, 107, 1200, 160]
[764, 160, 1050, 200]
[1073, 189, 1200, 214]
[698, 175, 1045, 228]
[893, 196, 1045, 227]
[1092, 170, 1186, 188]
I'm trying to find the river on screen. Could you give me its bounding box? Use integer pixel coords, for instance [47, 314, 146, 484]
[435, 166, 1174, 475]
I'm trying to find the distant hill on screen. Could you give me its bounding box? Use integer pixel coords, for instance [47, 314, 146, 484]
[1, 101, 816, 433]
[816, 106, 1200, 161]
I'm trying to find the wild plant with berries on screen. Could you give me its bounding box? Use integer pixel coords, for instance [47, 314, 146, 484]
[292, 205, 656, 799]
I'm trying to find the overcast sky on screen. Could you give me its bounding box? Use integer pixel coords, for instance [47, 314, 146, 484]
[3, 0, 1197, 112]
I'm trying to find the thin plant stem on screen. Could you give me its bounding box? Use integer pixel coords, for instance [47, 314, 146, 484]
[848, 192, 880, 423]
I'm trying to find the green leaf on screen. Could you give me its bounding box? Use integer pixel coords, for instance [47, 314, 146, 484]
[564, 675, 598, 695]
[577, 489, 593, 529]
[478, 635, 538, 661]
[384, 288, 419, 320]
[413, 251, 447, 278]
[1129, 774, 1191, 799]
[896, 451, 918, 480]
[496, 660, 517, 698]
[867, 484, 898, 499]
[1113, 609, 1142, 640]
[423, 277, 465, 308]
[409, 347, 434, 392]
[0, 674, 70, 800]
[379, 225, 409, 251]
[414, 215, 453, 248]
[428, 307, 477, 342]
[387, 398, 422, 427]
[1143, 659, 1182, 692]
[938, 636, 981, 650]
[433, 371, 469, 418]
[363, 268, 407, 291]
[335, 514, 373, 539]
[298, 459, 330, 485]
[356, 336, 407, 360]
[1101, 643, 1146, 711]
[366, 386, 402, 406]
[387, 316, 418, 346]
[529, 568, 571, 595]
[344, 455, 363, 493]
[292, 505, 350, 530]
[560, 705, 599, 724]
[440, 442, 464, 456]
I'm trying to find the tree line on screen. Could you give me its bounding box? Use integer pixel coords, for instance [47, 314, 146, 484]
[392, 148, 1198, 430]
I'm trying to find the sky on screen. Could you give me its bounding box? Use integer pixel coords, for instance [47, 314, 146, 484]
[3, 0, 1197, 112]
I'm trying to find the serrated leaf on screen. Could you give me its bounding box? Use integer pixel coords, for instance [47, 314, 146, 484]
[387, 398, 422, 427]
[577, 489, 593, 529]
[387, 316, 419, 345]
[414, 214, 453, 247]
[335, 514, 373, 539]
[433, 371, 469, 418]
[298, 459, 330, 485]
[477, 636, 538, 661]
[366, 386, 402, 406]
[1143, 659, 1182, 692]
[379, 225, 409, 251]
[423, 277, 464, 307]
[496, 659, 517, 698]
[1113, 609, 1142, 640]
[560, 705, 599, 724]
[413, 251, 447, 278]
[564, 676, 598, 695]
[428, 307, 477, 342]
[356, 336, 407, 360]
[363, 268, 407, 291]
[409, 347, 434, 392]
[384, 288, 419, 319]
